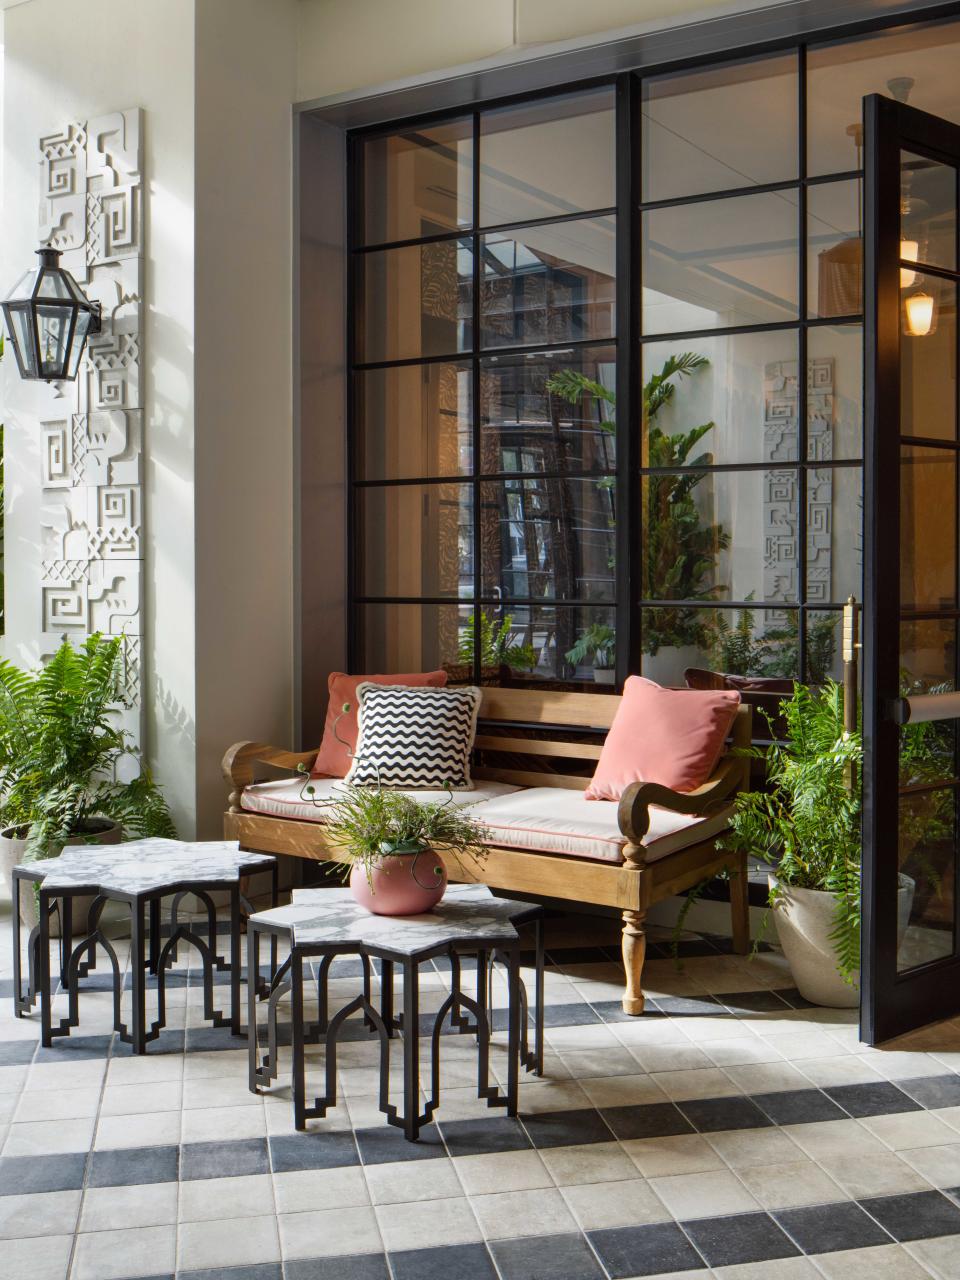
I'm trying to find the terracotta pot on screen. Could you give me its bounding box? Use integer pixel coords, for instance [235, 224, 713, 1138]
[350, 843, 447, 916]
[7, 818, 122, 934]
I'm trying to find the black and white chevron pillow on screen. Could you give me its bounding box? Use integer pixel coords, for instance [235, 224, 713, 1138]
[345, 683, 481, 790]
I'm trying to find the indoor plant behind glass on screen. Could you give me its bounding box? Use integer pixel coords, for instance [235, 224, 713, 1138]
[564, 623, 616, 685]
[0, 634, 177, 927]
[548, 353, 727, 686]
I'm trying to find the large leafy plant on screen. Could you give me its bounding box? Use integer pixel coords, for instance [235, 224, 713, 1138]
[721, 681, 862, 982]
[547, 353, 727, 656]
[712, 605, 838, 684]
[0, 634, 177, 860]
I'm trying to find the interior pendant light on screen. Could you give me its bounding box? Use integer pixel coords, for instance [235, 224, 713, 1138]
[2, 247, 102, 382]
[904, 289, 936, 337]
[817, 123, 863, 317]
[900, 239, 919, 287]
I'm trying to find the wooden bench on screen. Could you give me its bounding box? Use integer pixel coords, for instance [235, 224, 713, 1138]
[222, 687, 752, 1013]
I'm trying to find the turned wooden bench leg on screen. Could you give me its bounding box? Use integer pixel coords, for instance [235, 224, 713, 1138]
[730, 850, 750, 956]
[621, 906, 647, 1015]
[621, 844, 649, 1015]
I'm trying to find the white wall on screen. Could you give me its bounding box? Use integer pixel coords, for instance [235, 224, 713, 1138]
[1, 0, 298, 837]
[194, 0, 297, 835]
[1, 0, 197, 833]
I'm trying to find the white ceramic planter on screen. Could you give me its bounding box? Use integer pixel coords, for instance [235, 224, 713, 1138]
[771, 874, 915, 1008]
[641, 645, 700, 688]
[5, 819, 122, 934]
[592, 667, 615, 686]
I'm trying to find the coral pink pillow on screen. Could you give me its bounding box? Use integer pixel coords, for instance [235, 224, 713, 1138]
[585, 676, 740, 800]
[312, 671, 448, 777]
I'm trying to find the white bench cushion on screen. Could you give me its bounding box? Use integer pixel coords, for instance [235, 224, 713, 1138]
[240, 778, 731, 865]
[468, 786, 733, 864]
[240, 776, 520, 823]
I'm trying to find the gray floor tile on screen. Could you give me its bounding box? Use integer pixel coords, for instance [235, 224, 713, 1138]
[389, 1242, 497, 1280]
[180, 1138, 269, 1180]
[491, 1232, 606, 1280]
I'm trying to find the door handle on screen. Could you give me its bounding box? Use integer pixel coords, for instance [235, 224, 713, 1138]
[887, 691, 960, 724]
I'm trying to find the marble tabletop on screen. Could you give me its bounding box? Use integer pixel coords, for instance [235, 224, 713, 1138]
[249, 883, 538, 957]
[15, 838, 276, 895]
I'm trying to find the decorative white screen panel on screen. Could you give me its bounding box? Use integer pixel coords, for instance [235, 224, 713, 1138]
[38, 110, 144, 748]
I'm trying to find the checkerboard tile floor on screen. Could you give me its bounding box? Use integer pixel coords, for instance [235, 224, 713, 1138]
[4, 903, 960, 1280]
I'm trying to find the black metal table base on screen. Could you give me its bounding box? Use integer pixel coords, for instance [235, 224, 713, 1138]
[12, 862, 279, 1053]
[248, 918, 545, 1140]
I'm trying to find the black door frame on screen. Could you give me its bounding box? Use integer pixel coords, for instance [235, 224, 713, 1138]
[863, 92, 960, 1043]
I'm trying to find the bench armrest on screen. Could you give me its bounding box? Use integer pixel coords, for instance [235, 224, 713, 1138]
[222, 741, 320, 812]
[617, 757, 744, 847]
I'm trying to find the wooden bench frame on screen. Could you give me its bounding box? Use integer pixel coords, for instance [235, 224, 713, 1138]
[223, 688, 752, 1013]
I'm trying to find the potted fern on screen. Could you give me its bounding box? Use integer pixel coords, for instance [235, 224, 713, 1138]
[0, 635, 177, 928]
[721, 681, 913, 1006]
[447, 610, 537, 684]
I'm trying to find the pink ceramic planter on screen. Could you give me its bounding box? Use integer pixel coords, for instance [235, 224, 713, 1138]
[350, 844, 448, 916]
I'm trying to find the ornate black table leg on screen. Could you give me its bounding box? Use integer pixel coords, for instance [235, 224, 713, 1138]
[291, 946, 306, 1130]
[229, 886, 242, 1035]
[475, 948, 488, 1043]
[381, 959, 395, 1035]
[59, 897, 73, 985]
[247, 924, 260, 1090]
[38, 888, 53, 1047]
[270, 862, 279, 977]
[130, 897, 147, 1054]
[148, 898, 161, 975]
[12, 872, 33, 1017]
[532, 916, 544, 1076]
[402, 959, 421, 1141]
[506, 944, 521, 1117]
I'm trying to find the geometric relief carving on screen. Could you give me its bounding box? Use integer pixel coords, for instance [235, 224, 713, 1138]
[763, 358, 835, 614]
[38, 108, 144, 735]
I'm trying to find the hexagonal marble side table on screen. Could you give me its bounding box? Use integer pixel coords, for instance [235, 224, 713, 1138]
[12, 838, 277, 1053]
[247, 884, 544, 1139]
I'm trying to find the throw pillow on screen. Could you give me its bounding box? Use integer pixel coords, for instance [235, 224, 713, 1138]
[312, 670, 448, 777]
[585, 675, 741, 800]
[345, 684, 481, 790]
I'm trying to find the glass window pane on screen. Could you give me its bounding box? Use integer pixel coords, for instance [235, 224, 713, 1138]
[901, 617, 957, 693]
[361, 119, 473, 246]
[480, 217, 615, 349]
[808, 179, 862, 318]
[491, 603, 618, 684]
[641, 605, 802, 684]
[898, 785, 956, 972]
[642, 468, 799, 606]
[359, 239, 472, 363]
[356, 363, 472, 481]
[808, 325, 862, 460]
[900, 446, 957, 611]
[901, 276, 957, 439]
[641, 53, 798, 203]
[8, 306, 37, 376]
[358, 483, 473, 599]
[902, 151, 957, 275]
[808, 19, 960, 177]
[642, 191, 799, 334]
[807, 465, 862, 605]
[642, 331, 800, 468]
[480, 346, 616, 475]
[479, 89, 615, 228]
[480, 477, 616, 603]
[358, 602, 472, 679]
[805, 609, 843, 684]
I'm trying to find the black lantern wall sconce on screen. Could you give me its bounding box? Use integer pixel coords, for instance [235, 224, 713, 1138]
[2, 247, 102, 382]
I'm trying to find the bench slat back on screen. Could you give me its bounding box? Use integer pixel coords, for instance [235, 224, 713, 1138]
[472, 688, 751, 792]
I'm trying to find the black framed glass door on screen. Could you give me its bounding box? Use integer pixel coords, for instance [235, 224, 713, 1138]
[863, 93, 960, 1044]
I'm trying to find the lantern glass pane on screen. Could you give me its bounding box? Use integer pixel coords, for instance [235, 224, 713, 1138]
[5, 268, 37, 301]
[8, 305, 38, 376]
[36, 270, 71, 299]
[66, 311, 91, 379]
[36, 305, 69, 378]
